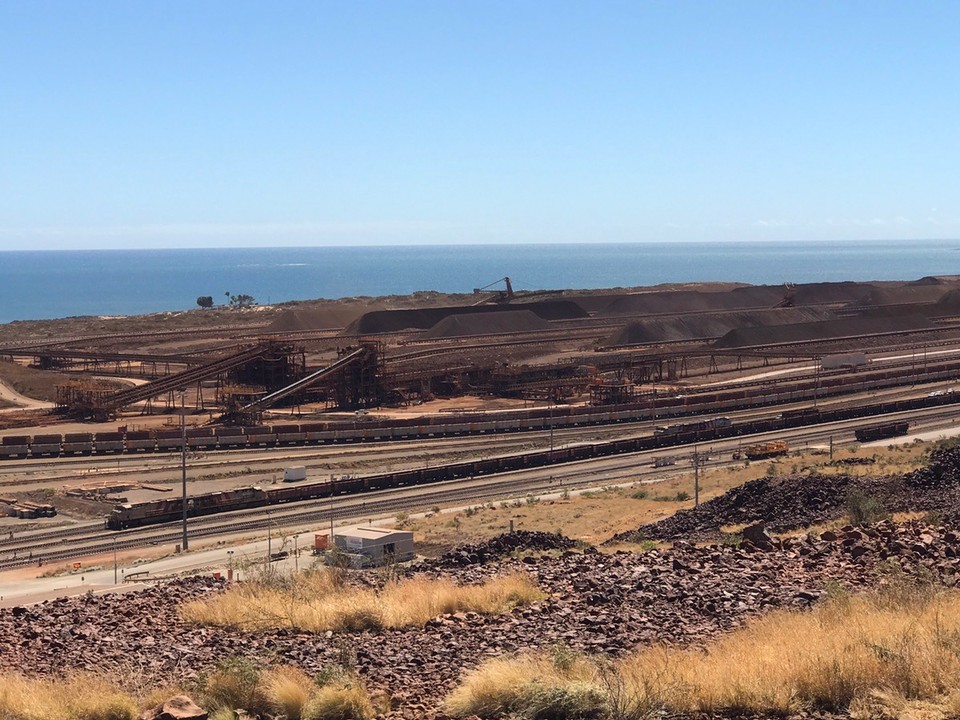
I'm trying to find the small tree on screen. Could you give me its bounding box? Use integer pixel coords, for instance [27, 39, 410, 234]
[226, 293, 257, 309]
[196, 295, 214, 309]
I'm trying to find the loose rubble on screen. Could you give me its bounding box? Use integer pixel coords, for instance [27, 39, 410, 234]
[3, 520, 960, 719]
[612, 445, 960, 543]
[5, 448, 960, 718]
[428, 530, 579, 568]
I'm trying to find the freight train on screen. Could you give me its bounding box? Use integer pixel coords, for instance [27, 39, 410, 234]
[5, 361, 960, 461]
[106, 391, 955, 531]
[106, 424, 741, 529]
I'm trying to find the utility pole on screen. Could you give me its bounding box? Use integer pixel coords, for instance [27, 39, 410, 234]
[813, 362, 820, 408]
[693, 446, 700, 507]
[329, 478, 336, 541]
[113, 537, 118, 584]
[549, 398, 554, 452]
[180, 390, 188, 551]
[266, 509, 272, 575]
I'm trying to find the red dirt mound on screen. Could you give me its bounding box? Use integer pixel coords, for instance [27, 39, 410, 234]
[594, 282, 881, 317]
[267, 306, 371, 332]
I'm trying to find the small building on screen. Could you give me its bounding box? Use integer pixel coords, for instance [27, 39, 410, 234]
[821, 352, 868, 370]
[332, 527, 415, 566]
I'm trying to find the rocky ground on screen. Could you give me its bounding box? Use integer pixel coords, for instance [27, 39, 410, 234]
[5, 449, 960, 718]
[611, 445, 960, 544]
[2, 520, 960, 719]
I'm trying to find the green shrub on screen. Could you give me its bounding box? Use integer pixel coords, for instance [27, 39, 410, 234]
[720, 533, 742, 547]
[846, 488, 889, 524]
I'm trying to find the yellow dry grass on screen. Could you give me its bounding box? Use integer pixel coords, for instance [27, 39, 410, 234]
[199, 661, 376, 720]
[301, 683, 375, 720]
[264, 666, 316, 720]
[181, 569, 544, 632]
[0, 673, 137, 720]
[448, 587, 960, 719]
[446, 652, 604, 719]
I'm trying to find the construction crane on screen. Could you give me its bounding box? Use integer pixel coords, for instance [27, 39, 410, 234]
[472, 276, 514, 305]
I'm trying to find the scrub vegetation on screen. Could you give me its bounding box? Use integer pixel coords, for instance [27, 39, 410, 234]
[180, 567, 544, 632]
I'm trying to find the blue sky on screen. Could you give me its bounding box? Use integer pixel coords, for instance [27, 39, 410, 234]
[1, 1, 958, 250]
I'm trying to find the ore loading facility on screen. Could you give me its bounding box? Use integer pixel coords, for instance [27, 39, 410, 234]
[5, 275, 960, 554]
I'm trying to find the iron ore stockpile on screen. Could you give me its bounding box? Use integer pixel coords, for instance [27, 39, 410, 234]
[8, 276, 960, 433]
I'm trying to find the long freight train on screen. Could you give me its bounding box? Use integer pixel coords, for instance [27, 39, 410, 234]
[107, 391, 948, 530]
[5, 360, 960, 460]
[107, 424, 742, 529]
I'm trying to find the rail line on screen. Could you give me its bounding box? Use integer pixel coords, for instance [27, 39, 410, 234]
[2, 403, 956, 570]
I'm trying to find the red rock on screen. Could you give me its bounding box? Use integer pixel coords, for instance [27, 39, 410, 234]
[139, 695, 208, 720]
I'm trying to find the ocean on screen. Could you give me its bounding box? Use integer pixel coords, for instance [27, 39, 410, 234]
[1, 240, 958, 324]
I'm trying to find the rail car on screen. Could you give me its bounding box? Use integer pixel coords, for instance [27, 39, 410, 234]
[8, 363, 960, 462]
[854, 422, 910, 443]
[0, 436, 29, 459]
[62, 433, 94, 455]
[743, 440, 789, 460]
[103, 418, 742, 530]
[655, 417, 731, 437]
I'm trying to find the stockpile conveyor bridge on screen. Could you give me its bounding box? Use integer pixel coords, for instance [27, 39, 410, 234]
[60, 342, 293, 420]
[227, 343, 383, 423]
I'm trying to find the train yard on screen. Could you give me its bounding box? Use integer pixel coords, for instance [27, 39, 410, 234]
[3, 277, 960, 571]
[1, 399, 958, 571]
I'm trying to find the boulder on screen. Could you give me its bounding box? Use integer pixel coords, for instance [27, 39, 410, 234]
[140, 695, 208, 720]
[742, 523, 774, 550]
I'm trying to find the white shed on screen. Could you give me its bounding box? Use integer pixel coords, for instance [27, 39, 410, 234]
[333, 527, 415, 565]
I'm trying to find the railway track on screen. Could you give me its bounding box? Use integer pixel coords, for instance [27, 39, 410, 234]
[0, 458, 713, 569]
[2, 405, 956, 570]
[0, 379, 954, 500]
[0, 434, 552, 489]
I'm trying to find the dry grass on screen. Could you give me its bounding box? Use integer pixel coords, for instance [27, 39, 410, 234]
[446, 651, 605, 720]
[407, 444, 930, 555]
[302, 683, 375, 720]
[448, 586, 960, 719]
[265, 666, 317, 720]
[181, 568, 544, 632]
[0, 673, 137, 720]
[198, 660, 376, 719]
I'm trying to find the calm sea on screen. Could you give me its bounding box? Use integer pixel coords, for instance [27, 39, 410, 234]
[1, 241, 958, 324]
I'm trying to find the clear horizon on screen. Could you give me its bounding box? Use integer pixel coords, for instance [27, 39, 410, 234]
[2, 238, 959, 254]
[2, 2, 958, 251]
